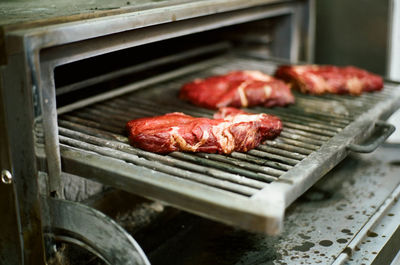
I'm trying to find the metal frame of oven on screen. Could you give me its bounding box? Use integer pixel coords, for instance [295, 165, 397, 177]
[0, 1, 312, 264]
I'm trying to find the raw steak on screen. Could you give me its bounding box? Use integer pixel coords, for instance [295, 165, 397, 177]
[275, 65, 383, 95]
[126, 107, 282, 154]
[179, 70, 294, 109]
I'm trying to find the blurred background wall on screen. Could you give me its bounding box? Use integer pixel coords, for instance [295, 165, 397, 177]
[314, 0, 400, 142]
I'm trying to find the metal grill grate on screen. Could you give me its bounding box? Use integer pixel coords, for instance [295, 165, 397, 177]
[58, 56, 400, 234]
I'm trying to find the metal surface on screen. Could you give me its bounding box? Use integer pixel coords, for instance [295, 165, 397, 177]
[58, 55, 400, 234]
[274, 144, 400, 265]
[333, 179, 400, 265]
[3, 0, 300, 57]
[43, 196, 150, 265]
[0, 68, 23, 265]
[1, 51, 47, 264]
[0, 0, 291, 29]
[0, 179, 23, 265]
[139, 144, 400, 265]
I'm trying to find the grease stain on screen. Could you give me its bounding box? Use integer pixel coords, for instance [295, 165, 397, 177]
[319, 240, 333, 247]
[367, 231, 378, 237]
[298, 233, 311, 240]
[337, 238, 348, 244]
[291, 241, 315, 252]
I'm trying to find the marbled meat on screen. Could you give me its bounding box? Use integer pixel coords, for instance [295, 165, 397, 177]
[179, 70, 294, 109]
[126, 107, 282, 154]
[275, 65, 383, 95]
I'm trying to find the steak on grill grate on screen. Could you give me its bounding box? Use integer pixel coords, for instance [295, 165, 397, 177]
[126, 107, 282, 154]
[179, 70, 294, 109]
[274, 65, 383, 95]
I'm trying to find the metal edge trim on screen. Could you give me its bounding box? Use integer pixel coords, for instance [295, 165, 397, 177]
[331, 183, 400, 265]
[5, 1, 294, 54]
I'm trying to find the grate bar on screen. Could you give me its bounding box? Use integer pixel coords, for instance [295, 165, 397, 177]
[262, 108, 349, 128]
[279, 105, 354, 123]
[59, 119, 129, 143]
[279, 131, 325, 146]
[263, 140, 313, 155]
[195, 152, 290, 176]
[245, 149, 299, 166]
[280, 121, 336, 137]
[228, 151, 292, 172]
[65, 112, 125, 134]
[169, 152, 279, 182]
[274, 137, 320, 151]
[281, 127, 330, 142]
[277, 116, 343, 132]
[255, 144, 307, 160]
[112, 97, 213, 117]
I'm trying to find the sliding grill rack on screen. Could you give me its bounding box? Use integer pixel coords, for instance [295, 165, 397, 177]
[58, 55, 400, 234]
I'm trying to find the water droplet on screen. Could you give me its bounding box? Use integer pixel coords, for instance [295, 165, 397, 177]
[389, 160, 400, 166]
[337, 238, 348, 244]
[319, 240, 333, 247]
[291, 241, 315, 252]
[367, 231, 378, 237]
[341, 229, 351, 234]
[298, 233, 311, 240]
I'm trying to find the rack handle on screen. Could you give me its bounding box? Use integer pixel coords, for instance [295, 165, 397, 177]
[347, 121, 395, 153]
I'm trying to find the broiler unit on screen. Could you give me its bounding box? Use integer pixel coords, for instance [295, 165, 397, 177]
[1, 0, 399, 264]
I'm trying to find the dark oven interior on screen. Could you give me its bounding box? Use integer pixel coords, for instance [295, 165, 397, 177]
[54, 16, 286, 108]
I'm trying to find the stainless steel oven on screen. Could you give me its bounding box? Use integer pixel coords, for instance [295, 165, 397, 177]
[1, 0, 399, 264]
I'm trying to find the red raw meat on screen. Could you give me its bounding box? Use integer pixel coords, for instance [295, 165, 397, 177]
[126, 107, 282, 154]
[275, 65, 383, 95]
[179, 70, 294, 109]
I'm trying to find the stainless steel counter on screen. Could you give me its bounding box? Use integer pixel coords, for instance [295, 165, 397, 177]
[130, 143, 400, 265]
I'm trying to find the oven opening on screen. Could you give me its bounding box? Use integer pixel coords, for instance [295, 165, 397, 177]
[54, 16, 283, 108]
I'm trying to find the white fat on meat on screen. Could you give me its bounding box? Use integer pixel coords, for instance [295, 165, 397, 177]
[346, 77, 363, 94]
[224, 113, 266, 123]
[307, 74, 328, 93]
[169, 127, 210, 152]
[237, 81, 250, 107]
[212, 122, 236, 154]
[213, 114, 265, 153]
[263, 85, 272, 98]
[168, 113, 266, 153]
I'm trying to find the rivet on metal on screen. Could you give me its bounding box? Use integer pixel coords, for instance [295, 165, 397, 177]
[1, 170, 13, 184]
